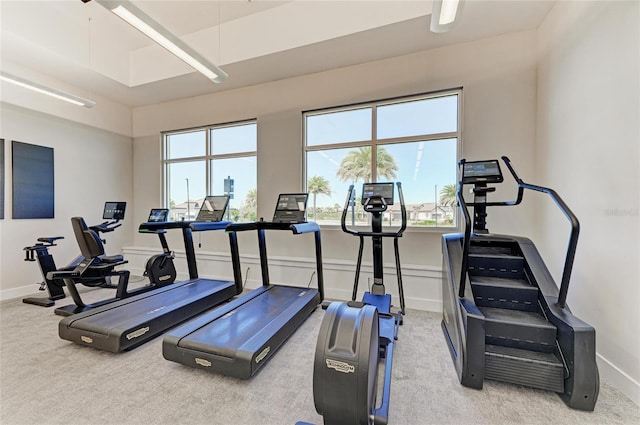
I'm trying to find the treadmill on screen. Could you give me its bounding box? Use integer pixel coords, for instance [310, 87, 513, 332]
[163, 193, 325, 379]
[58, 196, 242, 353]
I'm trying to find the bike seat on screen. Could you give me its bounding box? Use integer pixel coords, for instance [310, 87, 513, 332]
[99, 254, 124, 263]
[37, 236, 64, 244]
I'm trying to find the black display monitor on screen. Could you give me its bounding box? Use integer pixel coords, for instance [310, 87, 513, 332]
[462, 160, 504, 184]
[196, 195, 230, 222]
[103, 202, 126, 220]
[272, 193, 308, 223]
[362, 183, 394, 206]
[148, 208, 169, 223]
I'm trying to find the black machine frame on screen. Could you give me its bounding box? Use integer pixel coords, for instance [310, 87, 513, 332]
[22, 202, 126, 308]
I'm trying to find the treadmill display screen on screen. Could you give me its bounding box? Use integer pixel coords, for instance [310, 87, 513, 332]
[462, 160, 504, 184]
[103, 202, 126, 220]
[272, 194, 308, 223]
[276, 194, 307, 211]
[148, 209, 169, 222]
[196, 196, 230, 222]
[362, 183, 394, 205]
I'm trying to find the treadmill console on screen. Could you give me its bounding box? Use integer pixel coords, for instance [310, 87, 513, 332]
[462, 160, 504, 185]
[196, 195, 230, 222]
[148, 208, 169, 223]
[272, 194, 308, 223]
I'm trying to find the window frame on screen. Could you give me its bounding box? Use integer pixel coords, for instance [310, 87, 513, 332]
[162, 119, 257, 215]
[302, 88, 463, 231]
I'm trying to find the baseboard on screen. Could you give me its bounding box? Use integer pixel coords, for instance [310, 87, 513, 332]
[0, 285, 44, 303]
[597, 353, 640, 406]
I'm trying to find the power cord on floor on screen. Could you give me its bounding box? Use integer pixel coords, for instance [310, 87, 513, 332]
[307, 271, 316, 288]
[243, 267, 250, 290]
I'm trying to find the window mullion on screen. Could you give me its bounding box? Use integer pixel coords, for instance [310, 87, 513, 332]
[206, 129, 211, 196]
[371, 105, 377, 183]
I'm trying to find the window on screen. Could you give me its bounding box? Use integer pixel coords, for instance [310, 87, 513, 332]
[304, 90, 460, 228]
[163, 121, 257, 222]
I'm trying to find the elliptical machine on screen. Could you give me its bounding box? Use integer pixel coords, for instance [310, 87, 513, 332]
[22, 202, 126, 307]
[308, 182, 406, 425]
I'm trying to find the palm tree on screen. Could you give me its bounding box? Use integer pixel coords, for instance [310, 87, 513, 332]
[242, 188, 257, 221]
[307, 176, 331, 220]
[439, 184, 457, 207]
[244, 188, 257, 209]
[336, 146, 398, 183]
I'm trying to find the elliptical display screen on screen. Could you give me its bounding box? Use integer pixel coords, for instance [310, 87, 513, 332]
[196, 195, 230, 222]
[103, 202, 126, 220]
[361, 183, 394, 206]
[462, 160, 504, 184]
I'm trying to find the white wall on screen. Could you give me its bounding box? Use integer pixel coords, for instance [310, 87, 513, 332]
[0, 103, 134, 299]
[536, 0, 640, 404]
[130, 30, 539, 311]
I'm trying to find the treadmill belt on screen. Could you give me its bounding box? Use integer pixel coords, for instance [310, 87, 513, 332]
[163, 284, 320, 379]
[59, 278, 237, 352]
[179, 285, 308, 357]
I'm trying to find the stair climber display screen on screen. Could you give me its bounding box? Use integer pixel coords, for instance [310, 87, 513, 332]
[462, 160, 504, 184]
[440, 156, 599, 412]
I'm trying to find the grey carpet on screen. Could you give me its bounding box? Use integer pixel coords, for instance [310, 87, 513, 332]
[1, 286, 638, 425]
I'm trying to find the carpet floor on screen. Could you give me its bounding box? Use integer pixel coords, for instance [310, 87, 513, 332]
[1, 284, 638, 425]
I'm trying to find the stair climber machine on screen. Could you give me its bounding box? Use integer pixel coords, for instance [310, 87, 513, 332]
[22, 201, 127, 307]
[303, 182, 406, 425]
[441, 157, 599, 411]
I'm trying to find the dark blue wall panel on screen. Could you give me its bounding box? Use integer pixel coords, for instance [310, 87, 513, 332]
[12, 141, 54, 219]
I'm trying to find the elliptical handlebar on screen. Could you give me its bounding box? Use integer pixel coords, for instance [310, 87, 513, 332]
[340, 185, 356, 235]
[340, 182, 406, 237]
[457, 156, 580, 308]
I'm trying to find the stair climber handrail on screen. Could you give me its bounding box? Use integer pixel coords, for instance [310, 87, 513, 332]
[457, 157, 580, 308]
[457, 162, 472, 299]
[500, 156, 580, 309]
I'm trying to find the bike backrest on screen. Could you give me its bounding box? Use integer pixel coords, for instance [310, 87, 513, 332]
[71, 217, 105, 259]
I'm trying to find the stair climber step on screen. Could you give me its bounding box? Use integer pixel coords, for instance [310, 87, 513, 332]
[468, 253, 525, 279]
[485, 344, 565, 393]
[470, 276, 539, 312]
[480, 307, 557, 352]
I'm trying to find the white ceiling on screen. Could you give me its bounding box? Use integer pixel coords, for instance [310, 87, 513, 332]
[0, 0, 555, 108]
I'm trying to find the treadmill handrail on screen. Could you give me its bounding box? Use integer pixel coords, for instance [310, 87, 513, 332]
[457, 156, 580, 308]
[225, 219, 325, 301]
[189, 221, 231, 232]
[138, 220, 231, 232]
[225, 221, 318, 234]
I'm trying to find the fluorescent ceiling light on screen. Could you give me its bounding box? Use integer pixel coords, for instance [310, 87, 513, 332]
[439, 0, 460, 25]
[431, 0, 465, 33]
[94, 0, 228, 83]
[0, 72, 96, 108]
